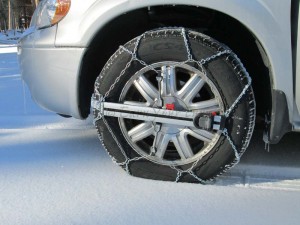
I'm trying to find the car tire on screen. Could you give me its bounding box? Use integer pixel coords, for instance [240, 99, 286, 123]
[93, 28, 255, 183]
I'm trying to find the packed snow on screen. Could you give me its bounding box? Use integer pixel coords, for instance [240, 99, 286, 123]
[1, 44, 300, 225]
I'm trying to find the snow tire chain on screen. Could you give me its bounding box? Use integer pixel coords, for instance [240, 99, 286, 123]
[93, 27, 255, 184]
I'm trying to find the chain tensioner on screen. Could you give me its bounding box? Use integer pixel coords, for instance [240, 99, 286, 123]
[91, 95, 226, 132]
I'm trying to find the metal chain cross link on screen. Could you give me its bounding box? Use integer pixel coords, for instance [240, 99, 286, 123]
[93, 27, 253, 183]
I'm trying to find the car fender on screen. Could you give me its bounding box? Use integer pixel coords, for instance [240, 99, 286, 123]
[55, 0, 294, 121]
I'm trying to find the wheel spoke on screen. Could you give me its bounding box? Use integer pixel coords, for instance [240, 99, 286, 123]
[178, 74, 205, 104]
[161, 66, 177, 96]
[134, 74, 158, 105]
[155, 132, 171, 158]
[187, 129, 215, 143]
[128, 122, 154, 143]
[172, 132, 194, 159]
[189, 98, 220, 112]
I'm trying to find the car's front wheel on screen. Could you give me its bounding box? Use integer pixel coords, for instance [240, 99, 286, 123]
[92, 28, 255, 183]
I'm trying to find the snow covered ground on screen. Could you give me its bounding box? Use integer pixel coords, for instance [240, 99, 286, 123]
[1, 45, 300, 225]
[0, 30, 23, 45]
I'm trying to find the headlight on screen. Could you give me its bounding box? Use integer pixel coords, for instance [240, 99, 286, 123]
[31, 0, 71, 29]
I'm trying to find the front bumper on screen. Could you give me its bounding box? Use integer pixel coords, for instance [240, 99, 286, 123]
[18, 26, 85, 119]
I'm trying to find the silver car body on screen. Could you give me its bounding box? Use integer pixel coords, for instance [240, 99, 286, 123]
[18, 0, 300, 131]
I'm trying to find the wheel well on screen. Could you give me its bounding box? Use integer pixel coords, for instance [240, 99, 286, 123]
[78, 5, 271, 121]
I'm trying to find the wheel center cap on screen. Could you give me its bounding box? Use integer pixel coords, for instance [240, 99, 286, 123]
[165, 103, 175, 110]
[163, 96, 187, 111]
[158, 96, 188, 135]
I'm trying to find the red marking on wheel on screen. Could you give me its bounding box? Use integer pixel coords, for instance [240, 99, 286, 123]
[166, 103, 175, 110]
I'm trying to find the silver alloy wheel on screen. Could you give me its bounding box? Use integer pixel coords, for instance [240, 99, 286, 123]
[119, 62, 224, 166]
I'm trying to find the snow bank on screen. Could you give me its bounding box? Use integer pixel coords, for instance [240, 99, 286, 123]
[0, 29, 23, 45]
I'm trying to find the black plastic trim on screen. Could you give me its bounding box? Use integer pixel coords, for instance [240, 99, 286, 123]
[269, 90, 292, 144]
[291, 0, 299, 92]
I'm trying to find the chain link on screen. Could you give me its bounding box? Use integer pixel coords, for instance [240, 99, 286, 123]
[181, 28, 193, 61]
[101, 116, 147, 175]
[199, 50, 233, 65]
[103, 56, 134, 100]
[93, 27, 253, 183]
[224, 78, 252, 118]
[223, 128, 241, 164]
